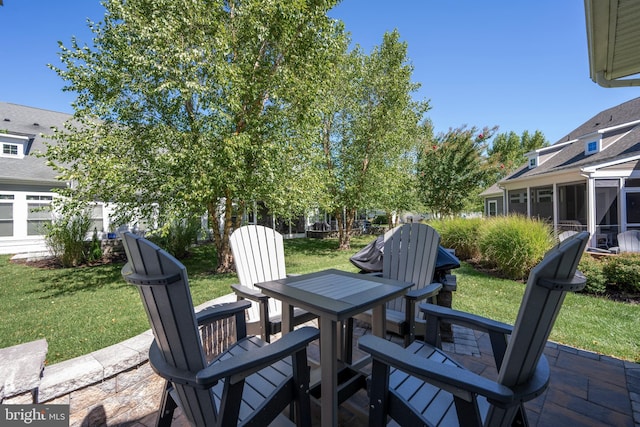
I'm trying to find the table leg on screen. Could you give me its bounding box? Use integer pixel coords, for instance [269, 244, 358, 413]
[320, 316, 337, 427]
[371, 304, 387, 338]
[282, 302, 293, 334]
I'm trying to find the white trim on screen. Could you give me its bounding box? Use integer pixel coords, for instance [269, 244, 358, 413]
[581, 153, 640, 173]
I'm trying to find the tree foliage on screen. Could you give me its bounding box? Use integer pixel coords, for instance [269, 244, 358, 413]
[417, 123, 497, 217]
[316, 30, 428, 249]
[487, 129, 548, 180]
[46, 0, 341, 271]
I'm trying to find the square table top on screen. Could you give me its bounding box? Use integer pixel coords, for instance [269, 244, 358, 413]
[255, 268, 413, 322]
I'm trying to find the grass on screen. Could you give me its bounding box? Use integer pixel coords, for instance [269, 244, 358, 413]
[0, 236, 638, 364]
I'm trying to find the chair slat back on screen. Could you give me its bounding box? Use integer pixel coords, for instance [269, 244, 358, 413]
[382, 224, 440, 313]
[121, 232, 217, 426]
[498, 231, 588, 389]
[618, 230, 640, 253]
[230, 225, 287, 321]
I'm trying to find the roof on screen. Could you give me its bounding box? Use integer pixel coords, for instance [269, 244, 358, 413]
[0, 102, 72, 186]
[585, 0, 640, 87]
[499, 96, 640, 185]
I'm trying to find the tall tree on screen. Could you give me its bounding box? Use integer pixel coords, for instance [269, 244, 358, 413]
[46, 0, 342, 271]
[488, 129, 548, 179]
[317, 30, 428, 249]
[417, 124, 497, 217]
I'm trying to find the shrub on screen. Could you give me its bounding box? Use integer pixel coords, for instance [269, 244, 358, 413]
[45, 209, 93, 267]
[478, 215, 554, 280]
[578, 256, 608, 294]
[87, 229, 103, 263]
[602, 253, 640, 293]
[372, 214, 388, 225]
[429, 217, 482, 260]
[146, 217, 202, 259]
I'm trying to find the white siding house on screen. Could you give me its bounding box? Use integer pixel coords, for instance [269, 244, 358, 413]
[0, 103, 113, 255]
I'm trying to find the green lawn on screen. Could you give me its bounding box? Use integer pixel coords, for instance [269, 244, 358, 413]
[0, 236, 638, 364]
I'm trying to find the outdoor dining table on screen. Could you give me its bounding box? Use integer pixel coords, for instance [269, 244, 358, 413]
[255, 268, 413, 427]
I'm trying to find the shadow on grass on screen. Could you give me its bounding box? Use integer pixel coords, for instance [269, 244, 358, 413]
[33, 262, 127, 298]
[284, 235, 371, 256]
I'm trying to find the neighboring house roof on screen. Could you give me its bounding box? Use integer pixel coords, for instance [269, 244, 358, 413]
[497, 96, 640, 186]
[0, 102, 72, 186]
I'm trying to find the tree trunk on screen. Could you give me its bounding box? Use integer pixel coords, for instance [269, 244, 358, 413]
[208, 195, 244, 274]
[337, 208, 356, 250]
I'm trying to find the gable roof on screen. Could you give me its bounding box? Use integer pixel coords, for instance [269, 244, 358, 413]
[0, 102, 72, 186]
[500, 97, 640, 184]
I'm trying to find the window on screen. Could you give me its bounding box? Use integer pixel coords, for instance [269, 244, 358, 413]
[27, 195, 53, 236]
[0, 195, 14, 237]
[487, 200, 498, 217]
[585, 139, 600, 155]
[2, 143, 18, 156]
[528, 157, 537, 168]
[90, 204, 104, 232]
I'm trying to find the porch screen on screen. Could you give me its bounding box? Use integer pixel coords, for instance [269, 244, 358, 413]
[595, 180, 618, 227]
[531, 186, 553, 221]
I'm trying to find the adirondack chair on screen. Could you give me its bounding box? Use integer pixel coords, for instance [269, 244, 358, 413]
[120, 232, 319, 427]
[230, 225, 317, 342]
[354, 223, 443, 346]
[557, 230, 577, 242]
[613, 230, 640, 253]
[358, 230, 589, 427]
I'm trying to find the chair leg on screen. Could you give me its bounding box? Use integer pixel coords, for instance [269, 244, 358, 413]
[156, 381, 177, 427]
[292, 349, 312, 427]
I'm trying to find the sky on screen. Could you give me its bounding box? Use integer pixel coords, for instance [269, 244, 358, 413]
[1, 1, 639, 144]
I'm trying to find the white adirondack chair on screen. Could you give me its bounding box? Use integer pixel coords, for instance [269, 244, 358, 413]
[355, 223, 443, 346]
[230, 225, 316, 342]
[358, 231, 589, 427]
[120, 232, 319, 427]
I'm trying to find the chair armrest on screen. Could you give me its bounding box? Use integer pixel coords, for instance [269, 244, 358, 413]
[230, 283, 269, 302]
[420, 303, 513, 335]
[358, 335, 514, 403]
[405, 282, 442, 301]
[195, 300, 252, 325]
[420, 303, 513, 367]
[196, 326, 320, 386]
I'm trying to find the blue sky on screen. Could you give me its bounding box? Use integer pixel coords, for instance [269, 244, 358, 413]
[1, 1, 639, 144]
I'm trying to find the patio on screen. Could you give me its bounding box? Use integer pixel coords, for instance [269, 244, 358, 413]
[130, 313, 640, 427]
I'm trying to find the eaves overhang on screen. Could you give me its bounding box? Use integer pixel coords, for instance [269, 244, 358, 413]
[585, 0, 640, 87]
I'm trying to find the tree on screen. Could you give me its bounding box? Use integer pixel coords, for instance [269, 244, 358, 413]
[417, 124, 497, 217]
[46, 0, 342, 272]
[317, 30, 429, 249]
[488, 129, 548, 180]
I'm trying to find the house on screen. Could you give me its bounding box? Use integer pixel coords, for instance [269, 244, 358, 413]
[481, 96, 640, 249]
[0, 102, 112, 255]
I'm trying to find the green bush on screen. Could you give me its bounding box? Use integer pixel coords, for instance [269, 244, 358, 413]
[45, 210, 93, 268]
[146, 217, 202, 259]
[429, 217, 482, 260]
[87, 229, 103, 263]
[578, 255, 608, 294]
[372, 214, 388, 225]
[602, 253, 640, 293]
[478, 215, 554, 280]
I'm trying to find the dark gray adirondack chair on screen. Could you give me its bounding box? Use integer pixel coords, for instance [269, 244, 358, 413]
[615, 230, 640, 253]
[358, 231, 589, 427]
[355, 223, 442, 346]
[120, 232, 319, 427]
[230, 225, 316, 342]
